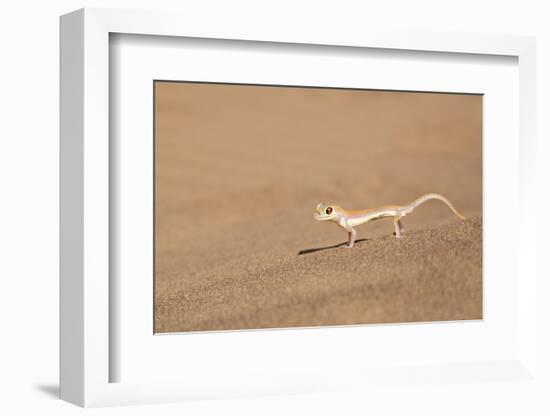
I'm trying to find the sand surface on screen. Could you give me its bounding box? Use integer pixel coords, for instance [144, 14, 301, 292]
[154, 82, 483, 333]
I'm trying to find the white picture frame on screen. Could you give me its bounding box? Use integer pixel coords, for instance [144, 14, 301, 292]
[60, 7, 537, 408]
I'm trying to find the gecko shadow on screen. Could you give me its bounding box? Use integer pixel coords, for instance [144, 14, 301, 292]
[297, 238, 368, 256]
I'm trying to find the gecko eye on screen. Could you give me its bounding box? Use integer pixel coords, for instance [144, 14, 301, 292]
[325, 207, 333, 215]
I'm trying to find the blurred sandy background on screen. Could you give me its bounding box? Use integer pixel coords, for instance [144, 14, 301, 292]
[154, 82, 482, 333]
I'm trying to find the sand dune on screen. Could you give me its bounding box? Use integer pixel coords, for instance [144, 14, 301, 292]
[155, 218, 482, 333]
[154, 82, 483, 333]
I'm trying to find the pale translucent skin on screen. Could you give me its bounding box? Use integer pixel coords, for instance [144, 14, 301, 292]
[314, 193, 465, 248]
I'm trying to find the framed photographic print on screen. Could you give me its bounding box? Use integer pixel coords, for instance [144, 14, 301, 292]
[60, 7, 538, 408]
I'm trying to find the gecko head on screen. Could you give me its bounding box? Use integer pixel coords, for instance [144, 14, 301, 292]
[314, 203, 340, 222]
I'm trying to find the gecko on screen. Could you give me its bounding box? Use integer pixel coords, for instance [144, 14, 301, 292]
[313, 193, 465, 248]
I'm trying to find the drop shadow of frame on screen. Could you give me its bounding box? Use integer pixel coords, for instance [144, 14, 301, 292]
[34, 384, 59, 399]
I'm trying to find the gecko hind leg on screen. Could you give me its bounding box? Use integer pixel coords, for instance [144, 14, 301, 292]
[393, 218, 404, 238]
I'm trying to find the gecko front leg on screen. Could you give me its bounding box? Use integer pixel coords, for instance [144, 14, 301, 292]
[346, 228, 357, 248]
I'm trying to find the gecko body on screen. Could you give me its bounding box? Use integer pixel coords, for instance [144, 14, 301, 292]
[314, 193, 465, 248]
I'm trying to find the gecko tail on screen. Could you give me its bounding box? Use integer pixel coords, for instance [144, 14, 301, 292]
[407, 193, 466, 220]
